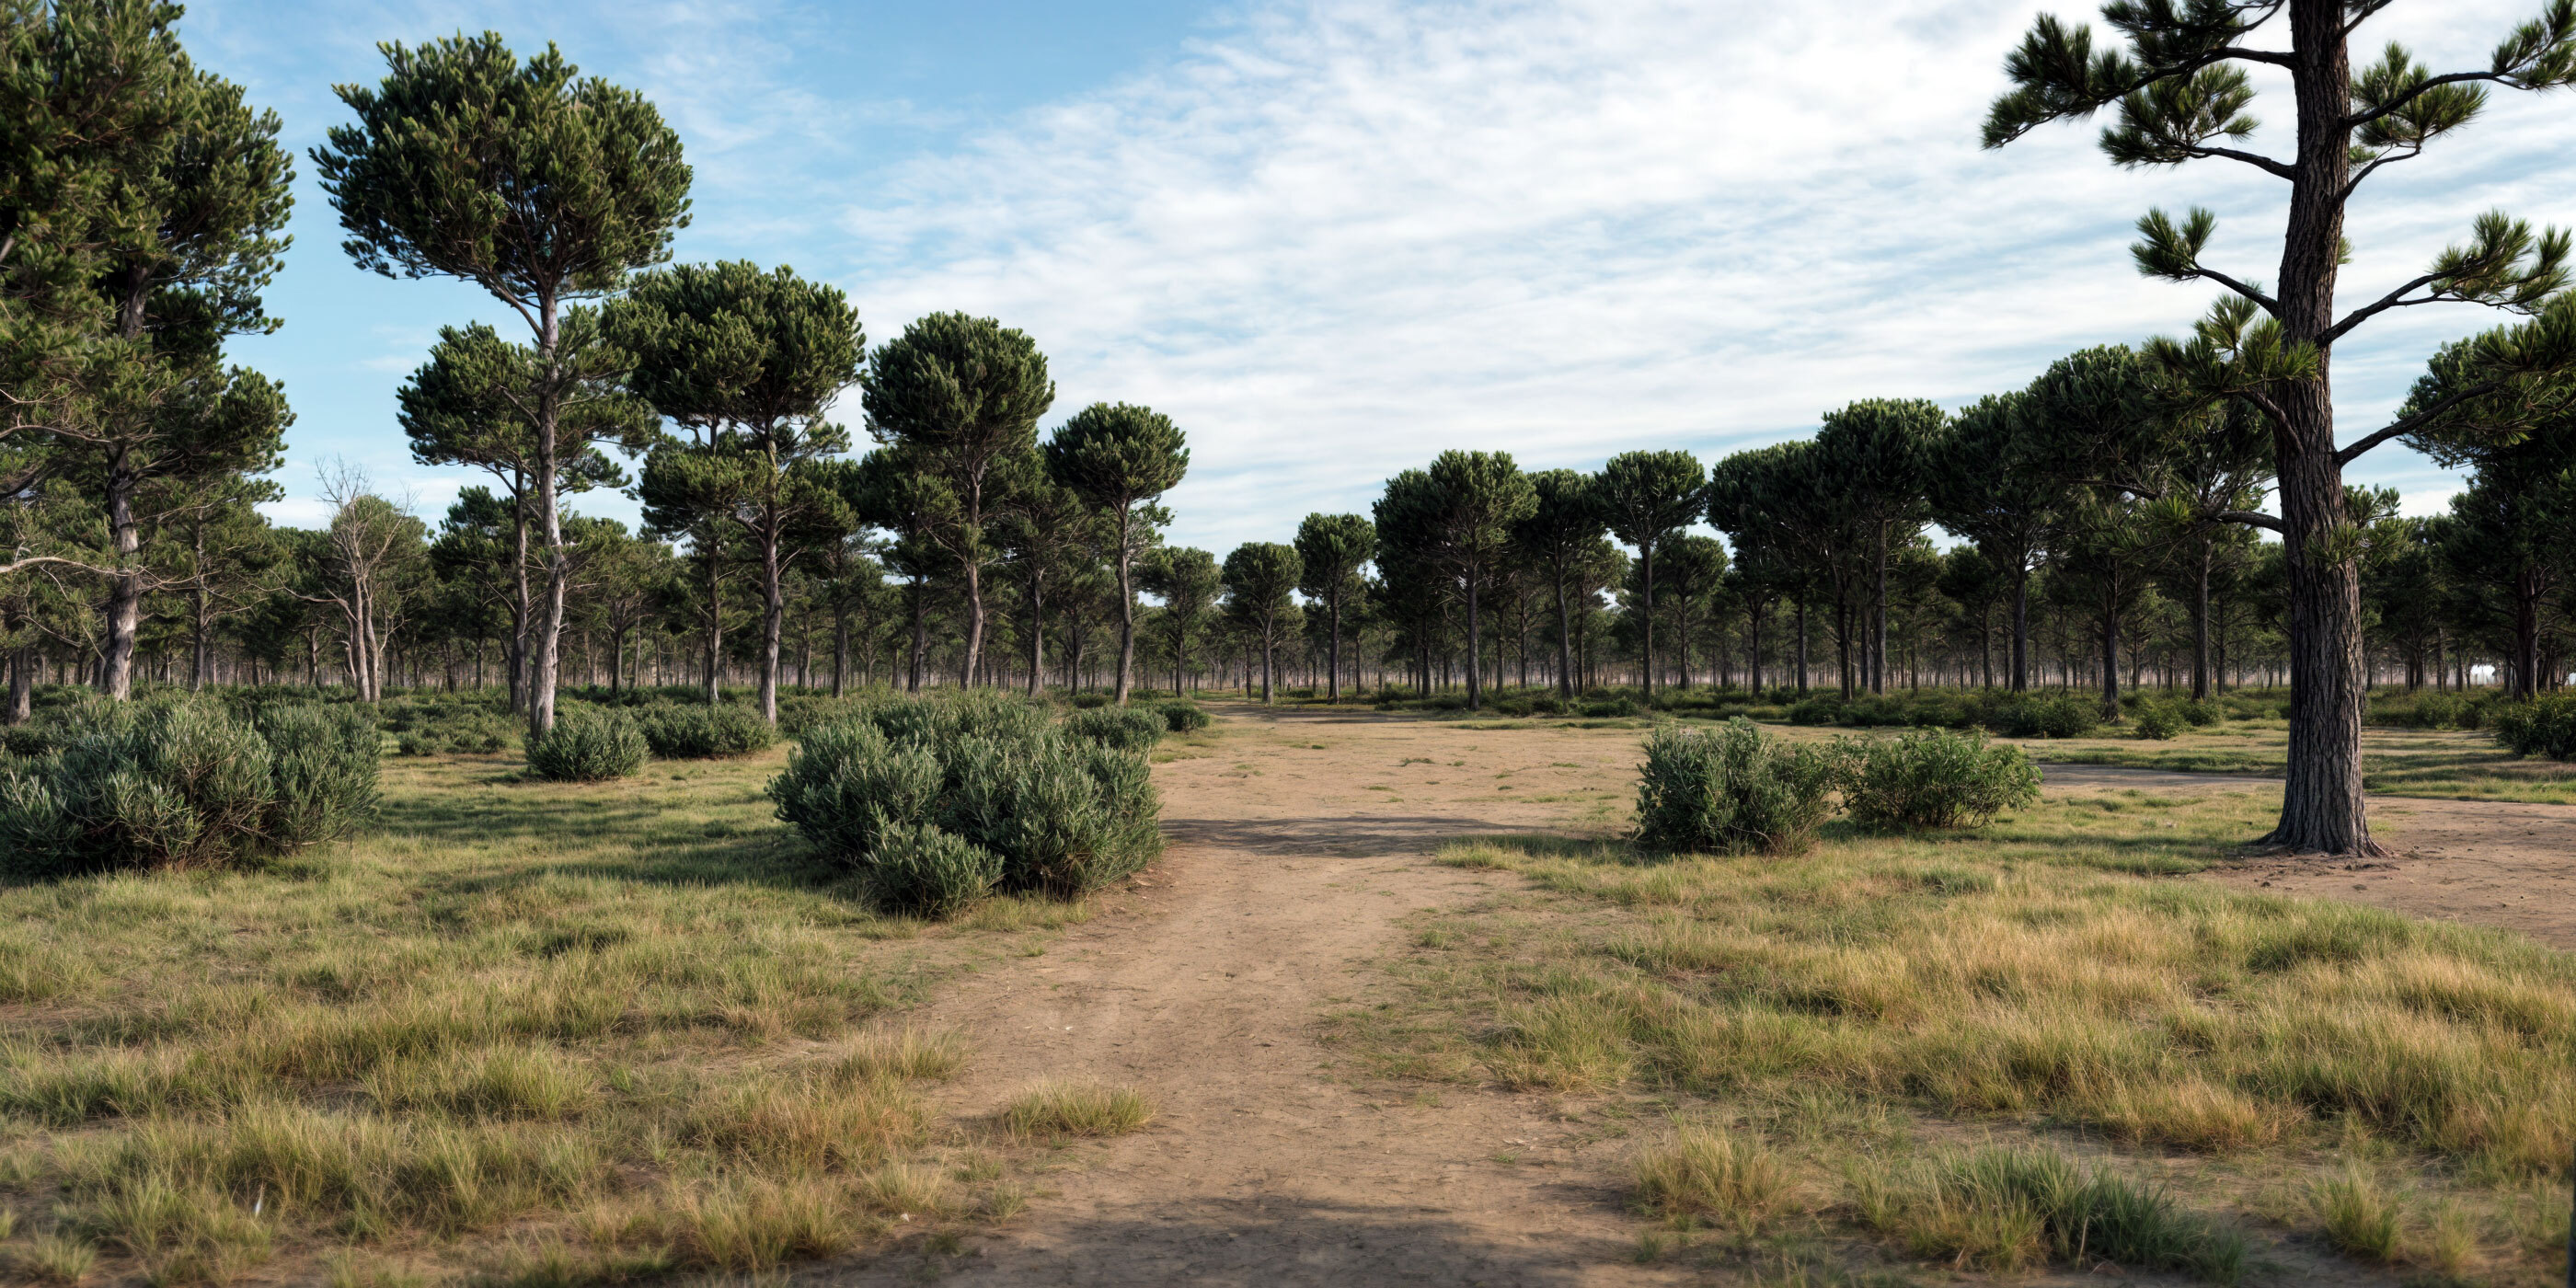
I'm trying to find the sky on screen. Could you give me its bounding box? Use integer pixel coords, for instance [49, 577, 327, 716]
[185, 0, 2576, 552]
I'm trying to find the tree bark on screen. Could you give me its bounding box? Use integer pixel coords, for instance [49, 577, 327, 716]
[1112, 507, 1138, 705]
[2260, 0, 2378, 854]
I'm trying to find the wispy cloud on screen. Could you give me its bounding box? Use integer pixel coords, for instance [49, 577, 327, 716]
[835, 0, 2575, 553]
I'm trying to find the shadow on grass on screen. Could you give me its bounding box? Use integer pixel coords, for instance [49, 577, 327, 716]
[839, 1194, 1628, 1287]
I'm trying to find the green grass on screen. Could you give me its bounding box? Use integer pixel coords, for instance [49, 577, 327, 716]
[1324, 783, 2576, 1283]
[0, 748, 1069, 1284]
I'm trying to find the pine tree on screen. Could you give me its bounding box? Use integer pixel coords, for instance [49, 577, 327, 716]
[1983, 0, 2576, 853]
[1044, 402, 1186, 705]
[610, 261, 861, 723]
[863, 313, 1053, 687]
[1293, 513, 1374, 703]
[316, 31, 691, 735]
[1592, 451, 1703, 696]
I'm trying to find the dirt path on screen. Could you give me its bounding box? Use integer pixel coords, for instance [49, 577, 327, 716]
[836, 708, 1682, 1286]
[2041, 764, 2576, 950]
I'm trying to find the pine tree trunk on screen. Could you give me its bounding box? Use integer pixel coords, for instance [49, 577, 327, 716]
[759, 535, 785, 725]
[2260, 0, 2377, 855]
[1113, 509, 1137, 706]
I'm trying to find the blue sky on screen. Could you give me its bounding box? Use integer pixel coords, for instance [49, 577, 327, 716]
[189, 0, 2576, 552]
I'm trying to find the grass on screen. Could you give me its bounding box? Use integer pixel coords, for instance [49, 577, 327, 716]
[2004, 720, 2576, 804]
[1323, 776, 2576, 1283]
[997, 1080, 1154, 1140]
[0, 747, 1078, 1284]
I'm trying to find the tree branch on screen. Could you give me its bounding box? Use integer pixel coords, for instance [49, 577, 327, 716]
[2336, 378, 2504, 466]
[2186, 144, 2297, 180]
[2216, 509, 2285, 533]
[0, 555, 115, 578]
[2346, 71, 2531, 132]
[2326, 270, 2454, 343]
[2193, 267, 2282, 316]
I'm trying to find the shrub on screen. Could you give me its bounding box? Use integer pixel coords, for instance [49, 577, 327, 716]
[637, 703, 776, 759]
[865, 822, 1002, 916]
[1833, 727, 2039, 831]
[1785, 696, 1841, 726]
[1069, 692, 1110, 709]
[2493, 694, 2576, 761]
[524, 710, 649, 782]
[769, 695, 1161, 911]
[1580, 697, 1638, 719]
[1995, 695, 2099, 739]
[1158, 701, 1211, 733]
[1063, 706, 1164, 753]
[2133, 703, 2183, 741]
[0, 699, 379, 877]
[1633, 719, 1834, 857]
[392, 709, 518, 755]
[2177, 697, 2222, 727]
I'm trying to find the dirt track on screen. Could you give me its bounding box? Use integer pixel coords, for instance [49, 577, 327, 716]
[830, 709, 2565, 1284]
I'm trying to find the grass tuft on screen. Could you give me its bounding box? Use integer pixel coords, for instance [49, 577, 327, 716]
[999, 1080, 1154, 1140]
[1630, 1125, 1791, 1224]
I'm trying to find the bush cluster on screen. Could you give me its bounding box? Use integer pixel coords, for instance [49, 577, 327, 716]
[2367, 688, 2496, 730]
[1063, 705, 1164, 753]
[2132, 703, 2184, 741]
[635, 703, 776, 759]
[525, 710, 650, 782]
[1158, 700, 1211, 733]
[1633, 719, 1835, 857]
[769, 691, 1161, 914]
[1833, 727, 2040, 831]
[0, 698, 380, 877]
[2493, 694, 2576, 761]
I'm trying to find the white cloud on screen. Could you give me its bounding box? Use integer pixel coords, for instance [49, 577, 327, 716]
[834, 0, 2576, 554]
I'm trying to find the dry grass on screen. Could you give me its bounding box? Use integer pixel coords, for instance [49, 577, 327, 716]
[1327, 776, 2576, 1283]
[1629, 1125, 1791, 1225]
[0, 748, 1069, 1283]
[2008, 720, 2576, 804]
[998, 1080, 1154, 1140]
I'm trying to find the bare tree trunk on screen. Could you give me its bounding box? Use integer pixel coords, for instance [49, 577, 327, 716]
[758, 534, 783, 725]
[7, 649, 30, 724]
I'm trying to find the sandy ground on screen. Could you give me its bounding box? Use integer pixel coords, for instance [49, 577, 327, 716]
[825, 708, 2565, 1285]
[2041, 764, 2576, 951]
[836, 708, 1680, 1287]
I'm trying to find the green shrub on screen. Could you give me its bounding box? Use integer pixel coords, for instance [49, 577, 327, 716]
[1069, 692, 1110, 709]
[0, 699, 379, 877]
[391, 709, 518, 755]
[1833, 727, 2039, 831]
[1158, 701, 1212, 733]
[1785, 696, 1841, 726]
[524, 710, 649, 782]
[769, 694, 1161, 912]
[2493, 694, 2576, 761]
[1994, 695, 2099, 739]
[776, 692, 882, 741]
[1633, 719, 1835, 857]
[1063, 706, 1164, 753]
[2133, 704, 2183, 741]
[865, 822, 1002, 915]
[635, 703, 776, 759]
[1580, 697, 1638, 719]
[2176, 697, 2222, 727]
